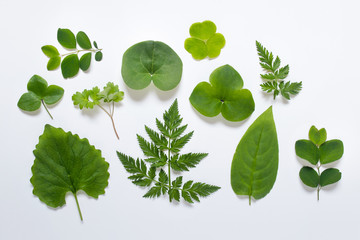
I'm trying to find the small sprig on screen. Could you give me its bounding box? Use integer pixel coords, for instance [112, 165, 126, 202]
[256, 41, 302, 100]
[117, 99, 220, 203]
[72, 82, 124, 139]
[42, 28, 103, 79]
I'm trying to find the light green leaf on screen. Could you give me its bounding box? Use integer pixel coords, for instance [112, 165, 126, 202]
[319, 140, 344, 164]
[320, 168, 341, 187]
[121, 41, 183, 91]
[98, 82, 124, 103]
[189, 64, 254, 122]
[79, 52, 92, 71]
[95, 51, 103, 61]
[57, 28, 76, 49]
[72, 90, 96, 109]
[207, 33, 225, 58]
[17, 92, 41, 111]
[184, 38, 207, 60]
[295, 140, 320, 165]
[309, 126, 327, 146]
[231, 106, 278, 203]
[30, 125, 109, 221]
[189, 20, 216, 40]
[41, 45, 59, 58]
[299, 166, 319, 188]
[76, 31, 92, 50]
[47, 57, 61, 70]
[61, 54, 79, 78]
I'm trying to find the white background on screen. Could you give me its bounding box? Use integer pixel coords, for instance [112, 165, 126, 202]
[1, 0, 359, 239]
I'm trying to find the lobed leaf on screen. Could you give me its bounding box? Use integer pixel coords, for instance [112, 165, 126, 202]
[170, 131, 194, 153]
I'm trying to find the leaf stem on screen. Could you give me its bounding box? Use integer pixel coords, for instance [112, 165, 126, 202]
[41, 99, 53, 119]
[167, 134, 172, 202]
[98, 104, 119, 140]
[74, 193, 83, 221]
[317, 164, 321, 201]
[60, 48, 102, 57]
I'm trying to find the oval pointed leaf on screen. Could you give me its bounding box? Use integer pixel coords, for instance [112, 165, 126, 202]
[295, 140, 320, 165]
[41, 45, 59, 58]
[57, 28, 76, 49]
[47, 57, 61, 70]
[43, 85, 64, 105]
[309, 126, 327, 146]
[61, 54, 79, 78]
[319, 139, 344, 164]
[17, 92, 41, 111]
[27, 74, 48, 97]
[95, 51, 103, 61]
[30, 125, 109, 211]
[299, 166, 319, 188]
[93, 41, 98, 49]
[79, 52, 92, 71]
[231, 106, 278, 201]
[320, 168, 341, 187]
[76, 31, 92, 49]
[121, 41, 183, 91]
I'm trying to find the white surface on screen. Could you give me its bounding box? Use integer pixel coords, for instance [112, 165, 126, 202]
[1, 0, 360, 239]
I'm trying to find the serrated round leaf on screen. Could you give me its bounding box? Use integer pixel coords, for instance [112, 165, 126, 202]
[41, 45, 59, 58]
[184, 38, 207, 60]
[320, 168, 341, 187]
[17, 92, 41, 111]
[57, 28, 76, 49]
[76, 31, 92, 49]
[309, 126, 327, 146]
[79, 52, 92, 71]
[207, 33, 225, 58]
[95, 51, 103, 61]
[121, 41, 183, 91]
[30, 125, 109, 208]
[189, 20, 216, 40]
[299, 166, 319, 188]
[295, 140, 320, 165]
[231, 106, 278, 200]
[61, 54, 79, 78]
[27, 75, 48, 97]
[319, 140, 344, 164]
[47, 57, 61, 70]
[43, 85, 64, 105]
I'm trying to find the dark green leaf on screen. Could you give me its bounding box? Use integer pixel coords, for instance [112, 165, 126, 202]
[93, 41, 98, 49]
[95, 51, 103, 61]
[61, 54, 79, 78]
[170, 131, 193, 153]
[47, 57, 61, 70]
[295, 140, 320, 165]
[309, 126, 327, 146]
[320, 168, 341, 187]
[319, 140, 344, 164]
[299, 167, 319, 188]
[158, 169, 168, 184]
[76, 31, 92, 49]
[145, 126, 168, 149]
[57, 28, 76, 49]
[43, 85, 64, 105]
[276, 65, 289, 79]
[41, 45, 59, 58]
[168, 189, 180, 202]
[143, 186, 162, 198]
[79, 52, 92, 71]
[156, 118, 170, 137]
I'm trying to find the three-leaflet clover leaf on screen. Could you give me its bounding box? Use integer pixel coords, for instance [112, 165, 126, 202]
[30, 124, 110, 221]
[185, 20, 225, 60]
[121, 41, 183, 91]
[17, 75, 64, 119]
[72, 82, 124, 139]
[41, 28, 103, 79]
[189, 64, 255, 122]
[117, 99, 220, 203]
[231, 106, 279, 204]
[256, 41, 302, 100]
[295, 125, 344, 201]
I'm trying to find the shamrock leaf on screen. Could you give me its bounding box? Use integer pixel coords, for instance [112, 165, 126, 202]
[30, 125, 109, 221]
[184, 20, 225, 60]
[189, 64, 255, 122]
[17, 75, 64, 119]
[121, 41, 183, 91]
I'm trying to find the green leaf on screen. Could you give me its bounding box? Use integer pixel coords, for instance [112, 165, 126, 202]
[295, 140, 320, 165]
[79, 52, 92, 71]
[185, 20, 225, 60]
[57, 28, 76, 49]
[93, 41, 98, 49]
[309, 126, 327, 146]
[163, 99, 182, 131]
[27, 75, 48, 97]
[95, 51, 103, 61]
[61, 54, 79, 78]
[47, 57, 61, 70]
[145, 126, 168, 149]
[30, 125, 109, 221]
[299, 166, 319, 188]
[17, 92, 41, 111]
[143, 186, 162, 198]
[43, 85, 64, 105]
[189, 64, 255, 122]
[98, 82, 124, 103]
[41, 45, 59, 58]
[171, 153, 208, 171]
[72, 90, 97, 109]
[279, 81, 302, 100]
[231, 106, 278, 202]
[121, 41, 183, 91]
[170, 131, 193, 153]
[276, 65, 289, 79]
[76, 31, 92, 49]
[256, 41, 274, 71]
[320, 168, 341, 187]
[319, 140, 344, 164]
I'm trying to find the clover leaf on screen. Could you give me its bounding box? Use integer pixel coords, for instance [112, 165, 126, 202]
[17, 75, 64, 119]
[184, 20, 225, 60]
[30, 124, 109, 221]
[121, 41, 183, 91]
[189, 64, 255, 122]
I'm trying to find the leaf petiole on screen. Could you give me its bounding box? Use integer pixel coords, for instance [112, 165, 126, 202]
[97, 104, 119, 140]
[41, 99, 53, 119]
[60, 48, 102, 58]
[73, 193, 83, 221]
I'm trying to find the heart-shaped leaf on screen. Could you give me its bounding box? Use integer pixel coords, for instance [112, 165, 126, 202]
[61, 54, 80, 78]
[309, 126, 327, 146]
[231, 106, 278, 204]
[320, 168, 341, 187]
[121, 41, 183, 91]
[57, 28, 76, 49]
[17, 92, 41, 111]
[43, 85, 65, 105]
[189, 20, 217, 40]
[190, 64, 254, 122]
[319, 139, 344, 164]
[79, 52, 92, 71]
[295, 139, 319, 165]
[76, 31, 92, 49]
[299, 166, 319, 188]
[31, 125, 110, 221]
